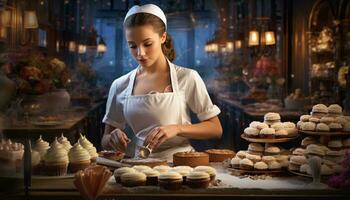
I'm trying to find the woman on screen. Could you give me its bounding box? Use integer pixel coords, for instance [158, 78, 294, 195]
[102, 4, 222, 161]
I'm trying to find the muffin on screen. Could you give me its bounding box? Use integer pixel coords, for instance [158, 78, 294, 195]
[275, 129, 288, 138]
[254, 161, 268, 171]
[244, 127, 259, 138]
[311, 104, 328, 118]
[68, 143, 91, 173]
[260, 128, 275, 139]
[230, 157, 241, 168]
[31, 150, 41, 175]
[158, 172, 183, 190]
[113, 167, 136, 183]
[264, 146, 280, 156]
[193, 166, 216, 182]
[239, 158, 254, 170]
[320, 117, 335, 124]
[33, 135, 50, 158]
[120, 171, 147, 187]
[271, 122, 284, 131]
[328, 123, 343, 132]
[169, 168, 190, 185]
[264, 112, 281, 125]
[301, 122, 316, 131]
[140, 169, 160, 185]
[268, 161, 281, 170]
[327, 104, 342, 116]
[301, 137, 318, 147]
[57, 134, 72, 151]
[78, 135, 98, 162]
[328, 140, 343, 150]
[316, 123, 330, 132]
[246, 154, 261, 163]
[153, 165, 172, 173]
[44, 138, 69, 176]
[186, 171, 210, 189]
[300, 115, 311, 122]
[132, 165, 153, 172]
[247, 143, 264, 155]
[236, 151, 248, 159]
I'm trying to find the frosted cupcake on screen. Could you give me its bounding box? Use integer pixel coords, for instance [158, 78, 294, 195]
[187, 171, 210, 189]
[158, 172, 183, 190]
[169, 168, 190, 185]
[153, 165, 172, 173]
[193, 166, 216, 182]
[113, 167, 136, 183]
[44, 138, 69, 176]
[58, 134, 72, 151]
[68, 143, 91, 173]
[33, 135, 50, 158]
[132, 165, 152, 172]
[78, 134, 98, 162]
[140, 169, 160, 185]
[31, 150, 41, 175]
[120, 171, 147, 187]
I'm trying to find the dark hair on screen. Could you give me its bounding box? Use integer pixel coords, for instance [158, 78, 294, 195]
[124, 13, 176, 61]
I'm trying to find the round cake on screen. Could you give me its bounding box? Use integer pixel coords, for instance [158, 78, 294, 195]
[173, 152, 209, 167]
[121, 158, 167, 168]
[205, 149, 235, 162]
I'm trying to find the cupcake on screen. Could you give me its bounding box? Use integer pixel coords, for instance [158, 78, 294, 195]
[246, 154, 261, 163]
[31, 150, 41, 175]
[193, 166, 216, 182]
[300, 115, 311, 122]
[320, 116, 335, 124]
[249, 121, 261, 129]
[260, 128, 275, 139]
[132, 165, 152, 172]
[275, 129, 288, 138]
[230, 157, 241, 168]
[158, 172, 183, 190]
[328, 123, 343, 132]
[301, 137, 318, 147]
[311, 104, 328, 118]
[140, 169, 160, 186]
[239, 158, 254, 170]
[120, 171, 147, 187]
[33, 135, 50, 158]
[244, 127, 259, 138]
[257, 123, 269, 130]
[264, 112, 281, 125]
[305, 144, 326, 157]
[268, 161, 282, 170]
[78, 135, 98, 162]
[271, 122, 284, 131]
[328, 140, 343, 150]
[327, 104, 342, 116]
[44, 138, 69, 176]
[236, 151, 248, 159]
[247, 143, 264, 155]
[169, 168, 190, 185]
[301, 122, 316, 131]
[254, 161, 268, 171]
[153, 165, 171, 173]
[292, 148, 305, 156]
[186, 171, 210, 189]
[261, 156, 276, 164]
[173, 166, 193, 172]
[264, 146, 280, 156]
[68, 143, 91, 173]
[58, 134, 72, 151]
[316, 123, 330, 132]
[113, 167, 136, 183]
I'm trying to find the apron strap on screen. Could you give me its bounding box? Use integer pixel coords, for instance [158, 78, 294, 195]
[168, 60, 179, 92]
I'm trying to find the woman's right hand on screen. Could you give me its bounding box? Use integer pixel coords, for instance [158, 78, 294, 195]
[108, 128, 130, 152]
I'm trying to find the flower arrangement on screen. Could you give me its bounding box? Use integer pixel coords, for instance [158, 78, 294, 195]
[327, 151, 350, 188]
[4, 50, 70, 95]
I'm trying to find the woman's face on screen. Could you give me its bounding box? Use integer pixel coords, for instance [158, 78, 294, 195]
[125, 24, 166, 68]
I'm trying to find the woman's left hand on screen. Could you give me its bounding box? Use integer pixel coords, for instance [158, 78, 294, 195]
[144, 125, 181, 150]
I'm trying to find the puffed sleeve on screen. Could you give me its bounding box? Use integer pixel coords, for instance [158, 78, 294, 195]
[102, 80, 126, 129]
[185, 70, 221, 121]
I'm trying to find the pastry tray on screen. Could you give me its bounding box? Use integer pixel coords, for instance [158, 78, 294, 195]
[298, 130, 350, 136]
[241, 134, 298, 143]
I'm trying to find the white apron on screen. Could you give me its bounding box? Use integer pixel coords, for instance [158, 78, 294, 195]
[123, 62, 193, 161]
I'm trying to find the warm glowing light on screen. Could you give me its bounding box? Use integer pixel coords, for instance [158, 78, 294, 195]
[68, 41, 76, 52]
[24, 11, 38, 29]
[78, 44, 86, 54]
[248, 30, 259, 46]
[235, 40, 242, 49]
[264, 31, 276, 45]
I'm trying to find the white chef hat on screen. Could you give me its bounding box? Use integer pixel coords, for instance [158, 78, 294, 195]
[124, 4, 167, 30]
